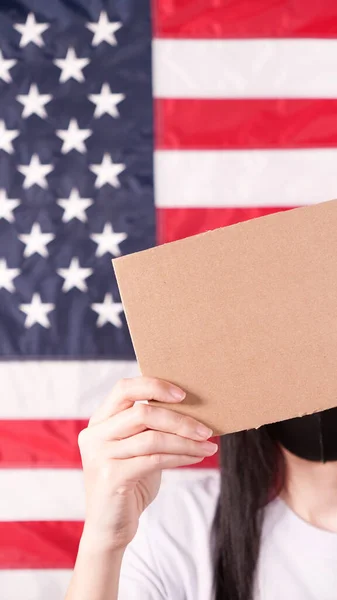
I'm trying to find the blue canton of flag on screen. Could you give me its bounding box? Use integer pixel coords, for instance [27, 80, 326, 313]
[0, 0, 154, 357]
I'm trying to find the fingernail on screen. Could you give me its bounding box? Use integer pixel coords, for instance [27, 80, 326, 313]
[169, 387, 186, 400]
[201, 441, 218, 455]
[195, 425, 213, 440]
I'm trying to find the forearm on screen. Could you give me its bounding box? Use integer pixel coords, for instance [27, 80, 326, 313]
[65, 530, 125, 600]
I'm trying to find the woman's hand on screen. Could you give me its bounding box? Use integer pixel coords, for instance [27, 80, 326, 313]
[78, 376, 217, 552]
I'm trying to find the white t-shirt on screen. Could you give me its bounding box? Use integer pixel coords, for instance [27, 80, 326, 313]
[118, 472, 337, 600]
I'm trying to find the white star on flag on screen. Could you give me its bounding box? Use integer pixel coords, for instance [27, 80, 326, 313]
[56, 119, 92, 154]
[88, 83, 125, 118]
[0, 120, 19, 154]
[90, 223, 127, 257]
[57, 257, 93, 293]
[86, 11, 122, 46]
[0, 189, 20, 223]
[20, 293, 55, 329]
[91, 293, 124, 328]
[54, 47, 90, 83]
[14, 12, 49, 47]
[18, 154, 53, 189]
[19, 222, 55, 258]
[90, 154, 125, 188]
[57, 188, 93, 223]
[0, 49, 17, 83]
[0, 259, 20, 293]
[16, 84, 52, 119]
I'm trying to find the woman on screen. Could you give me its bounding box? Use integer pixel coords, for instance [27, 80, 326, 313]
[65, 376, 337, 600]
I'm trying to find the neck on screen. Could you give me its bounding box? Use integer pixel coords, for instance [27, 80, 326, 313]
[281, 447, 337, 533]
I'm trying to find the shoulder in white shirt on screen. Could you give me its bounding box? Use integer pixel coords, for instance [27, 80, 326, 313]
[119, 471, 337, 600]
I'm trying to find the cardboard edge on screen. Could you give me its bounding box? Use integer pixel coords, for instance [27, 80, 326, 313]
[112, 200, 336, 270]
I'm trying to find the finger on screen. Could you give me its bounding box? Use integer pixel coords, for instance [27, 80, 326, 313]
[98, 402, 213, 442]
[106, 430, 218, 459]
[122, 454, 207, 481]
[89, 377, 186, 425]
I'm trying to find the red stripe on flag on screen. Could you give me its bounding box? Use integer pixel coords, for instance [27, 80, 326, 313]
[157, 207, 294, 244]
[0, 521, 83, 568]
[0, 420, 86, 468]
[0, 420, 218, 468]
[155, 99, 337, 150]
[153, 0, 337, 38]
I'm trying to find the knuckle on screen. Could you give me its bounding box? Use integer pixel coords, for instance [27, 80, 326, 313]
[141, 377, 165, 398]
[140, 430, 162, 453]
[187, 437, 200, 451]
[150, 453, 164, 466]
[133, 402, 148, 423]
[172, 411, 185, 430]
[146, 429, 162, 449]
[141, 376, 159, 387]
[114, 377, 130, 395]
[151, 379, 167, 397]
[77, 428, 88, 448]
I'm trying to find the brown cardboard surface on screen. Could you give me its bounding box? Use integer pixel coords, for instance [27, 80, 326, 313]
[112, 200, 337, 435]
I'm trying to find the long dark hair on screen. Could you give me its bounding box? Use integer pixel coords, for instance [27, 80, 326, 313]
[213, 427, 284, 600]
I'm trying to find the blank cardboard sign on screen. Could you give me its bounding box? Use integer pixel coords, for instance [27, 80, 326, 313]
[113, 200, 337, 435]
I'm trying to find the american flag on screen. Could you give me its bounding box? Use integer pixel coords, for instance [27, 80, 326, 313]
[0, 0, 336, 597]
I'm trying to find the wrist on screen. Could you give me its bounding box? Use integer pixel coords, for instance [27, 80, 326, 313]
[67, 527, 125, 600]
[80, 523, 128, 556]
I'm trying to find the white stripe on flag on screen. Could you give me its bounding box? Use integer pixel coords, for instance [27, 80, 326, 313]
[0, 361, 140, 418]
[0, 570, 72, 600]
[0, 469, 215, 520]
[0, 470, 85, 520]
[153, 39, 337, 98]
[154, 149, 337, 208]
